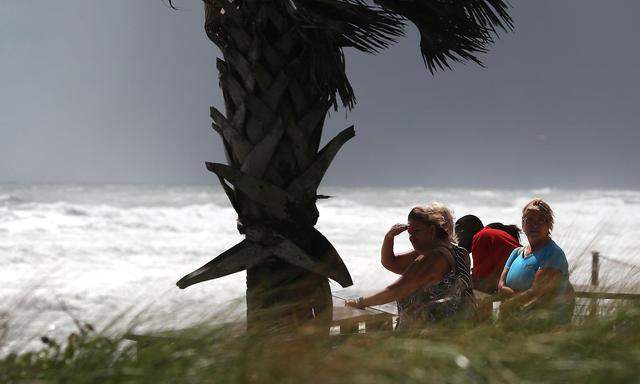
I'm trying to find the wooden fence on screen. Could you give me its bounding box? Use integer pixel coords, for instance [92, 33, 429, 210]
[574, 251, 640, 317]
[126, 251, 640, 346]
[332, 251, 640, 331]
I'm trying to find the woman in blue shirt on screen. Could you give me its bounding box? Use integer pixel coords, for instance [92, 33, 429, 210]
[497, 199, 574, 322]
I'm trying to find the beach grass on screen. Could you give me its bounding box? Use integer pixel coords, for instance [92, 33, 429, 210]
[2, 302, 640, 384]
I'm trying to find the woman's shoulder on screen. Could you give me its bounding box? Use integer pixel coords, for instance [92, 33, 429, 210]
[509, 246, 524, 257]
[420, 244, 455, 266]
[419, 244, 449, 259]
[545, 239, 567, 258]
[538, 240, 569, 269]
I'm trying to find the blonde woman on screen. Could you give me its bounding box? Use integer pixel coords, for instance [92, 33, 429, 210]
[497, 199, 574, 322]
[346, 203, 474, 327]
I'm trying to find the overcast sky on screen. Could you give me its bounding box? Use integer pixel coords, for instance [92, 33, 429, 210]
[1, 0, 639, 189]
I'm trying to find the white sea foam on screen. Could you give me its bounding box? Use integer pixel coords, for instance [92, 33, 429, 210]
[1, 184, 639, 353]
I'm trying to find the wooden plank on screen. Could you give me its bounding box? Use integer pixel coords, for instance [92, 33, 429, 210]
[124, 333, 179, 344]
[125, 298, 394, 345]
[574, 285, 640, 300]
[475, 287, 640, 302]
[331, 296, 394, 332]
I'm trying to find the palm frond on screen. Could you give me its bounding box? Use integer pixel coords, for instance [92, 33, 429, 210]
[290, 0, 404, 53]
[285, 0, 404, 109]
[374, 0, 513, 73]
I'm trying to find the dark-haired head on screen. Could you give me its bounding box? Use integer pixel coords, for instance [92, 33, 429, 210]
[454, 215, 484, 251]
[486, 222, 521, 243]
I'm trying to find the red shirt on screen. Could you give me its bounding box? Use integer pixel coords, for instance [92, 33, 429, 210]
[471, 227, 521, 280]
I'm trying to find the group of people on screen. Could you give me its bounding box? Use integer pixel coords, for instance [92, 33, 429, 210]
[345, 199, 574, 327]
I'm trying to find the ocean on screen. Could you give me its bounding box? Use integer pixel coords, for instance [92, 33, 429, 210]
[1, 184, 640, 353]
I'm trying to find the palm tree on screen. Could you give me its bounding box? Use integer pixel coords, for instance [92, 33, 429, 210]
[173, 0, 513, 330]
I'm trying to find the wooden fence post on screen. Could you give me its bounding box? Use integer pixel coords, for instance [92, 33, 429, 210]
[591, 251, 600, 287]
[590, 251, 600, 317]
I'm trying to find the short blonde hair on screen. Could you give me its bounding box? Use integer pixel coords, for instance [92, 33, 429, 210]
[408, 202, 457, 243]
[522, 199, 554, 232]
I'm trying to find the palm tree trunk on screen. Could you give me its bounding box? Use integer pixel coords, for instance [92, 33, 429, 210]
[177, 0, 353, 332]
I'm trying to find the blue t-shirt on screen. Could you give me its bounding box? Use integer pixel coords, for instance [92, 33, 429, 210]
[504, 239, 569, 292]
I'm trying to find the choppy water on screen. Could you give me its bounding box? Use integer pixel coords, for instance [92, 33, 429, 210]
[1, 184, 640, 353]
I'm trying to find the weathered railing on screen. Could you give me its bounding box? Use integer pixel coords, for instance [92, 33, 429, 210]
[477, 251, 640, 319]
[124, 297, 394, 348]
[330, 296, 394, 334]
[126, 251, 639, 347]
[576, 251, 640, 317]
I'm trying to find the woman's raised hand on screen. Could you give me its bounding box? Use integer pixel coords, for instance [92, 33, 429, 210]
[345, 297, 365, 309]
[386, 223, 409, 239]
[344, 299, 358, 308]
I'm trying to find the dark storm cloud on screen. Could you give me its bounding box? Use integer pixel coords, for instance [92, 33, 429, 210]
[1, 0, 639, 188]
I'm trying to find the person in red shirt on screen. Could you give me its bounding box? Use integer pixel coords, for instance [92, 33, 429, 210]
[455, 215, 521, 294]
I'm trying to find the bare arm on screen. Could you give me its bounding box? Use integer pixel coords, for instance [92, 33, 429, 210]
[501, 268, 564, 314]
[497, 266, 515, 298]
[381, 224, 418, 274]
[348, 249, 452, 308]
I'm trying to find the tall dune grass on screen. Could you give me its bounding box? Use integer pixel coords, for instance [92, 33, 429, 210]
[2, 300, 640, 384]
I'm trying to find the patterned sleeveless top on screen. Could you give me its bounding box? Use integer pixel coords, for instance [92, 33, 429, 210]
[396, 244, 475, 328]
